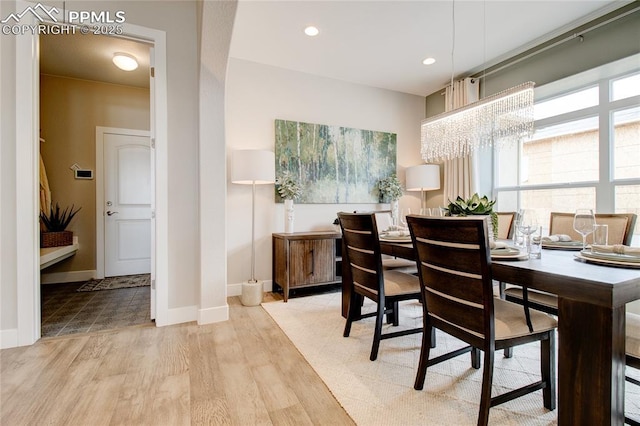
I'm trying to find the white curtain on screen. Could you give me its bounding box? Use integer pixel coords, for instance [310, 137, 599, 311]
[443, 77, 479, 203]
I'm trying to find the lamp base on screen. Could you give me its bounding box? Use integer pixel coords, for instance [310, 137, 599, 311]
[241, 280, 263, 306]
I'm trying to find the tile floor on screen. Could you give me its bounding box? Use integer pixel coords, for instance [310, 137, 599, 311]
[41, 282, 151, 338]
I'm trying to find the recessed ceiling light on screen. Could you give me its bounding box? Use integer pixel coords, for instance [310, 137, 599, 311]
[112, 52, 138, 71]
[304, 26, 319, 37]
[422, 57, 436, 65]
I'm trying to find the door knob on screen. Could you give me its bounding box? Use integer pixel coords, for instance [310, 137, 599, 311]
[106, 211, 119, 216]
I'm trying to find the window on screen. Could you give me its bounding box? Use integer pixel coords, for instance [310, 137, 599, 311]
[494, 55, 640, 243]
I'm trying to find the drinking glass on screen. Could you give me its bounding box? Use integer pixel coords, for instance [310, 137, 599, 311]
[573, 209, 596, 250]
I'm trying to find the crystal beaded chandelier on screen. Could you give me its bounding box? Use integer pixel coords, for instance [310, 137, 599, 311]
[420, 81, 535, 162]
[420, 0, 535, 163]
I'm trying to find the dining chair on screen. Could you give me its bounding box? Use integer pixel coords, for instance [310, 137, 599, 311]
[407, 215, 557, 426]
[374, 210, 418, 274]
[627, 312, 640, 426]
[502, 212, 638, 316]
[496, 211, 517, 240]
[338, 212, 423, 361]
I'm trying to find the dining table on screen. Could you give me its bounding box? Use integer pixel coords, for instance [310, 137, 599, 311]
[341, 239, 640, 425]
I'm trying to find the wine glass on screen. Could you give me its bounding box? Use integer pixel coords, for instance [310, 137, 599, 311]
[573, 209, 596, 250]
[400, 208, 411, 228]
[518, 209, 539, 252]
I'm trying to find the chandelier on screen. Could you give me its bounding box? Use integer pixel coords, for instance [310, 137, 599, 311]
[420, 81, 535, 163]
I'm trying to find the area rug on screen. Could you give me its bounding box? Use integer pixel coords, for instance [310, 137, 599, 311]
[76, 274, 150, 292]
[262, 292, 640, 426]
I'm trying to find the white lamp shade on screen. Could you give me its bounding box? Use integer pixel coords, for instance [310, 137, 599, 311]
[231, 150, 275, 185]
[405, 164, 440, 191]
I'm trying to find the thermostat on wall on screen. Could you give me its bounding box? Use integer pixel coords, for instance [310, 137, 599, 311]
[74, 169, 94, 180]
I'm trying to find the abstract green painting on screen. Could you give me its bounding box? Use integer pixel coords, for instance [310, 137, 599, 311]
[275, 119, 397, 203]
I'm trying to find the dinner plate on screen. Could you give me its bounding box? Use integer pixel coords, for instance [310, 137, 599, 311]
[574, 253, 640, 269]
[491, 248, 528, 260]
[579, 250, 640, 263]
[541, 241, 584, 250]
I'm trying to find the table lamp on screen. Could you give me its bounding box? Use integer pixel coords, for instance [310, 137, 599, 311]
[231, 149, 275, 306]
[405, 164, 440, 214]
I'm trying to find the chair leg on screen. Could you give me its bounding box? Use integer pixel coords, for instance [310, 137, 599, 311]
[478, 348, 495, 426]
[370, 300, 386, 361]
[430, 327, 436, 348]
[504, 347, 513, 358]
[541, 331, 556, 410]
[343, 293, 361, 337]
[471, 347, 481, 369]
[392, 300, 399, 326]
[414, 324, 434, 390]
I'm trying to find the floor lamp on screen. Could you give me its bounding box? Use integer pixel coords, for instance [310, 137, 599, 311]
[405, 164, 441, 214]
[231, 149, 275, 306]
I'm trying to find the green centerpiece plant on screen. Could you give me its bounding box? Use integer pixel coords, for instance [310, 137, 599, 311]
[444, 193, 498, 238]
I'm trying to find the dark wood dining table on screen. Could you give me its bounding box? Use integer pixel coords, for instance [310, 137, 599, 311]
[341, 240, 640, 425]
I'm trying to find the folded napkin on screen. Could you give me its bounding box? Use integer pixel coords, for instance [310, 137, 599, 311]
[490, 241, 509, 250]
[591, 244, 640, 257]
[542, 234, 573, 242]
[383, 230, 409, 237]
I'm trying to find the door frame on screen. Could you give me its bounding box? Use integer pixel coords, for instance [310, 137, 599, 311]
[95, 126, 152, 280]
[15, 2, 170, 345]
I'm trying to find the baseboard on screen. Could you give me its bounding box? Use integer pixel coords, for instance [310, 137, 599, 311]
[40, 270, 95, 284]
[166, 305, 198, 325]
[0, 328, 18, 349]
[198, 304, 229, 324]
[227, 280, 272, 297]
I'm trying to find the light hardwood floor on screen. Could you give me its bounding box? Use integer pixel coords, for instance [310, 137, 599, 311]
[1, 294, 354, 425]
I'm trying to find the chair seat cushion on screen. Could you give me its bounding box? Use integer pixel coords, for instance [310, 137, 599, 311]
[382, 258, 416, 269]
[628, 312, 640, 359]
[494, 298, 558, 340]
[383, 270, 420, 297]
[504, 287, 558, 309]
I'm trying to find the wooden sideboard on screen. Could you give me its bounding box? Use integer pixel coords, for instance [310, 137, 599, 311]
[272, 231, 342, 302]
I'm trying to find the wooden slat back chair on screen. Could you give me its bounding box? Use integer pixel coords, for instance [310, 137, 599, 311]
[503, 212, 638, 315]
[373, 210, 418, 273]
[496, 211, 517, 240]
[407, 216, 557, 426]
[627, 312, 640, 426]
[338, 212, 422, 361]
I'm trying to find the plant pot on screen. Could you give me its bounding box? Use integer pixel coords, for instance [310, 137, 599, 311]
[41, 231, 73, 248]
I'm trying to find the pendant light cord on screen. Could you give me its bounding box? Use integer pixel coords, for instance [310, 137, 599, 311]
[449, 0, 455, 111]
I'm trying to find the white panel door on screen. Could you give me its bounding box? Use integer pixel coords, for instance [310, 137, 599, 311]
[104, 133, 151, 277]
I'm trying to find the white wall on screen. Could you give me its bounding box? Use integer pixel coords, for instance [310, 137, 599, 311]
[225, 59, 426, 289]
[0, 0, 221, 348]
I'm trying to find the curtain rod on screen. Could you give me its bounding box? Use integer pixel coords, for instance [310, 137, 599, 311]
[472, 2, 640, 81]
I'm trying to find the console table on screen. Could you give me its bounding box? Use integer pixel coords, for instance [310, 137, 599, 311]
[272, 231, 342, 302]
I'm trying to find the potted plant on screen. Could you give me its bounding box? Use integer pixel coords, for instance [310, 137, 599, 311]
[276, 171, 302, 233]
[376, 174, 403, 224]
[444, 193, 498, 239]
[40, 203, 81, 248]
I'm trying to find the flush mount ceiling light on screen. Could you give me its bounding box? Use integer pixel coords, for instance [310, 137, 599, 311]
[304, 26, 319, 36]
[112, 52, 138, 71]
[422, 57, 436, 65]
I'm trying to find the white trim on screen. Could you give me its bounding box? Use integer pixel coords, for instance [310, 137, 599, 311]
[40, 270, 95, 285]
[198, 305, 230, 324]
[15, 1, 40, 346]
[167, 305, 198, 325]
[0, 329, 18, 350]
[95, 126, 151, 279]
[14, 2, 170, 347]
